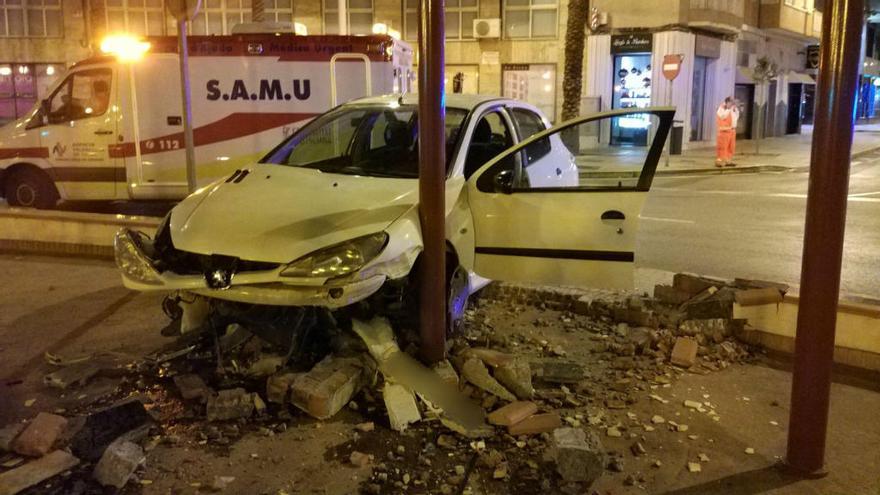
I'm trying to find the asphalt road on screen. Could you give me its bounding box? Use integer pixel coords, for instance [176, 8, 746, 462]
[638, 152, 880, 300]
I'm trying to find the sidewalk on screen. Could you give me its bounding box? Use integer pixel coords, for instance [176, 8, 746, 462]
[658, 124, 880, 175]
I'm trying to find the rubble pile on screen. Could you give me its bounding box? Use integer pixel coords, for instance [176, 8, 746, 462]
[0, 272, 782, 494]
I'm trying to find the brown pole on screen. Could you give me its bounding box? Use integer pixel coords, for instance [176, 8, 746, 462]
[416, 0, 446, 363]
[786, 0, 863, 476]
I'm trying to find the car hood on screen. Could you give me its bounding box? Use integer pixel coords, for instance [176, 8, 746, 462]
[169, 164, 418, 264]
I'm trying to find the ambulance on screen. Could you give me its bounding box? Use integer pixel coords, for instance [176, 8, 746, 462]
[0, 31, 413, 208]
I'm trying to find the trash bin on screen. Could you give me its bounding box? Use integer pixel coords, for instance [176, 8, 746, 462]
[669, 120, 684, 155]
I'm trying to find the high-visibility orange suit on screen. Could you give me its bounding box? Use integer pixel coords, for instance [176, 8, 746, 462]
[715, 105, 736, 166]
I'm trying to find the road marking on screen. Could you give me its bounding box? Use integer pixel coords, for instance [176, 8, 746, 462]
[848, 190, 880, 197]
[640, 216, 695, 224]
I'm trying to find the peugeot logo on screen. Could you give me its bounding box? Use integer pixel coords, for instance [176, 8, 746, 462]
[206, 269, 233, 290]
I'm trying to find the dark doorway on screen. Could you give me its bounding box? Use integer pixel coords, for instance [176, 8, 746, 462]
[735, 83, 754, 139]
[802, 84, 816, 125]
[787, 83, 803, 134]
[764, 80, 777, 137]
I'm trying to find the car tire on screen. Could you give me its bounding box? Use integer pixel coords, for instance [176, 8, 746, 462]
[4, 168, 59, 209]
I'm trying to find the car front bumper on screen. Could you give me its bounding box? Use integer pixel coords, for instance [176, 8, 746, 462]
[114, 228, 388, 308]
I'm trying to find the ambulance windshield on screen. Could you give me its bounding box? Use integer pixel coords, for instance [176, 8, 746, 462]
[262, 105, 469, 178]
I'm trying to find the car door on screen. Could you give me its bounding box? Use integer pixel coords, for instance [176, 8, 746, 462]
[466, 107, 674, 289]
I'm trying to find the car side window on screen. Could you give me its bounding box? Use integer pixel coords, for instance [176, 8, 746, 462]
[46, 69, 112, 125]
[463, 110, 515, 179]
[510, 108, 550, 167]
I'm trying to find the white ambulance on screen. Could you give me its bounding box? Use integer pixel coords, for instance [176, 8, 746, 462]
[0, 32, 413, 208]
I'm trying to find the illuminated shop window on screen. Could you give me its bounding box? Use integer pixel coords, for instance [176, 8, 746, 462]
[322, 0, 373, 35]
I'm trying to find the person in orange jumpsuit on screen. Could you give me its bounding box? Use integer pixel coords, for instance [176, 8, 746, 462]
[715, 97, 740, 167]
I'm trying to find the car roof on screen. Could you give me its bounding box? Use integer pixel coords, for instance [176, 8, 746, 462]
[349, 93, 507, 111]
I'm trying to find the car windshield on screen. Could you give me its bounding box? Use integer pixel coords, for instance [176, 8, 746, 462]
[262, 104, 470, 178]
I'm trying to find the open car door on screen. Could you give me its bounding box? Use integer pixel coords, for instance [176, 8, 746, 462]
[466, 107, 674, 289]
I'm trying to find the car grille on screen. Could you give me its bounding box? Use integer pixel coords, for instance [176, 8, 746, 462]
[153, 226, 279, 275]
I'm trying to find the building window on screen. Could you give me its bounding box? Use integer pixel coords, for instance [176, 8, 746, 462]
[263, 0, 294, 23]
[323, 0, 373, 35]
[403, 0, 478, 41]
[783, 0, 812, 11]
[503, 0, 557, 39]
[502, 64, 556, 122]
[189, 0, 254, 35]
[0, 63, 63, 125]
[104, 0, 166, 36]
[0, 0, 62, 37]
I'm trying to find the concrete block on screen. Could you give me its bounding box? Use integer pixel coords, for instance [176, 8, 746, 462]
[670, 338, 698, 367]
[552, 427, 606, 485]
[0, 450, 79, 495]
[383, 382, 421, 432]
[290, 356, 363, 420]
[673, 273, 718, 296]
[461, 358, 516, 402]
[734, 287, 784, 306]
[507, 412, 561, 436]
[206, 388, 254, 421]
[93, 440, 144, 488]
[173, 373, 210, 401]
[487, 401, 538, 427]
[654, 284, 693, 305]
[494, 359, 533, 400]
[13, 413, 68, 457]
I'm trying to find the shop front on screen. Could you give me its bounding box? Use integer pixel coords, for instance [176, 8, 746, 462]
[609, 33, 653, 146]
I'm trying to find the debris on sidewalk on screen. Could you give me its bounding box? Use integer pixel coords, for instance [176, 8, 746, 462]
[13, 413, 67, 457]
[0, 450, 79, 495]
[382, 382, 421, 432]
[670, 337, 698, 367]
[93, 440, 145, 488]
[487, 401, 538, 426]
[290, 356, 364, 420]
[207, 388, 255, 421]
[550, 427, 606, 485]
[173, 373, 211, 401]
[0, 424, 25, 452]
[460, 358, 516, 402]
[43, 363, 100, 389]
[69, 400, 152, 462]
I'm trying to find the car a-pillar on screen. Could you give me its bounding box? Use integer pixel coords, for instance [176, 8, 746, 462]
[2, 163, 60, 209]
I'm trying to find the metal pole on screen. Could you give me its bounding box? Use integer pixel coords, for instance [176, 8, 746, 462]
[786, 0, 863, 476]
[416, 0, 446, 363]
[177, 19, 197, 193]
[665, 82, 672, 166]
[337, 0, 347, 34]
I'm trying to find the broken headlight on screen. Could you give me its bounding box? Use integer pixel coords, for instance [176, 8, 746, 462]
[280, 232, 388, 279]
[114, 229, 163, 285]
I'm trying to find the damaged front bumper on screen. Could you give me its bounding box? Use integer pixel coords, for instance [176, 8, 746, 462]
[114, 228, 394, 308]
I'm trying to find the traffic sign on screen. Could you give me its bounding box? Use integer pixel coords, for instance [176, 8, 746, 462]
[662, 54, 684, 81]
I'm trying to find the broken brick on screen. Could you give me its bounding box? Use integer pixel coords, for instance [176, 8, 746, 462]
[173, 373, 210, 401]
[653, 284, 693, 306]
[13, 413, 68, 457]
[551, 427, 606, 485]
[266, 371, 298, 404]
[460, 358, 516, 402]
[494, 359, 533, 400]
[0, 450, 78, 495]
[207, 388, 255, 421]
[488, 401, 538, 427]
[349, 451, 371, 467]
[682, 298, 733, 320]
[93, 440, 144, 488]
[534, 360, 584, 384]
[465, 348, 514, 368]
[383, 382, 421, 432]
[680, 319, 743, 343]
[613, 307, 659, 328]
[673, 273, 718, 297]
[507, 413, 561, 436]
[290, 356, 363, 420]
[670, 338, 698, 367]
[734, 287, 784, 306]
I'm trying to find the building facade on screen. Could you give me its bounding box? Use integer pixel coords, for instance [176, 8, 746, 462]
[0, 0, 824, 135]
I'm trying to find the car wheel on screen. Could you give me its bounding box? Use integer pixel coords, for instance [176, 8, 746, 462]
[446, 264, 470, 339]
[5, 169, 59, 209]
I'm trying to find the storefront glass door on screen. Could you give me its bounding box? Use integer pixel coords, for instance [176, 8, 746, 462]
[611, 54, 651, 146]
[690, 56, 708, 141]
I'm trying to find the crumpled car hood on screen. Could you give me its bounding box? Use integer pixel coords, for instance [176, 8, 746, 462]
[169, 164, 418, 264]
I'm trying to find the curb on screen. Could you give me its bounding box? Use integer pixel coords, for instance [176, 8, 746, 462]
[655, 164, 799, 176]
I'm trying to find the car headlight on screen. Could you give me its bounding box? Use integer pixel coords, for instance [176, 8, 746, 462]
[114, 229, 163, 285]
[280, 233, 388, 279]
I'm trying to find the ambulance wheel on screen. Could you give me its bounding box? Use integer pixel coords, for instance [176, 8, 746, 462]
[5, 169, 59, 209]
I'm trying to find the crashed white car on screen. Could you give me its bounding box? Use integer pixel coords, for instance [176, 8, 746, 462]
[115, 94, 672, 334]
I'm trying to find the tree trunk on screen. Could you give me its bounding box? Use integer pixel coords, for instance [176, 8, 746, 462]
[561, 0, 589, 122]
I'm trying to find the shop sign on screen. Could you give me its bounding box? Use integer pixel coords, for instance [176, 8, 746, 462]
[611, 33, 652, 54]
[502, 64, 531, 71]
[806, 45, 820, 70]
[694, 35, 721, 59]
[662, 54, 684, 81]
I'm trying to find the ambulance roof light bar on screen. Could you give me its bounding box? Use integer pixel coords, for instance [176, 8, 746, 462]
[100, 34, 150, 62]
[372, 22, 401, 40]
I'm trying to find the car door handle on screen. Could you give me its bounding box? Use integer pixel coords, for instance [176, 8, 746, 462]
[601, 210, 626, 220]
[94, 130, 113, 135]
[556, 167, 562, 176]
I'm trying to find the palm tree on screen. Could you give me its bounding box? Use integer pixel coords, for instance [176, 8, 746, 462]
[751, 56, 779, 155]
[561, 0, 589, 122]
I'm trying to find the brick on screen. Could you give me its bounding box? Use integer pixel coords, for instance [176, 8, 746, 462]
[206, 388, 254, 421]
[673, 274, 718, 296]
[173, 373, 210, 401]
[507, 412, 561, 436]
[653, 285, 693, 305]
[383, 382, 421, 432]
[13, 413, 68, 457]
[290, 356, 363, 420]
[266, 371, 298, 404]
[93, 440, 144, 488]
[680, 319, 744, 343]
[670, 338, 698, 367]
[682, 298, 733, 319]
[494, 359, 533, 400]
[0, 450, 79, 495]
[734, 287, 784, 306]
[488, 401, 538, 426]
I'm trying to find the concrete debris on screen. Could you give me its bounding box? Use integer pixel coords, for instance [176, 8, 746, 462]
[461, 358, 516, 402]
[698, 453, 710, 462]
[653, 285, 693, 305]
[432, 360, 459, 387]
[206, 388, 255, 421]
[350, 451, 372, 467]
[487, 401, 538, 427]
[606, 427, 622, 438]
[93, 440, 145, 488]
[465, 347, 515, 368]
[212, 475, 236, 491]
[651, 415, 666, 424]
[532, 360, 585, 384]
[69, 400, 152, 462]
[246, 354, 286, 377]
[680, 319, 743, 343]
[13, 413, 68, 457]
[493, 358, 534, 400]
[0, 424, 25, 453]
[43, 363, 100, 390]
[266, 371, 298, 404]
[253, 393, 267, 415]
[687, 462, 702, 473]
[355, 422, 375, 432]
[631, 442, 647, 457]
[290, 356, 364, 420]
[683, 400, 705, 412]
[0, 459, 23, 469]
[0, 450, 79, 495]
[744, 447, 755, 455]
[673, 273, 718, 297]
[550, 427, 606, 485]
[507, 412, 561, 436]
[670, 337, 698, 367]
[173, 373, 210, 401]
[383, 382, 422, 432]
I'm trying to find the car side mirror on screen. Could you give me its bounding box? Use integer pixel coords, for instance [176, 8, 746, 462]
[493, 169, 514, 194]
